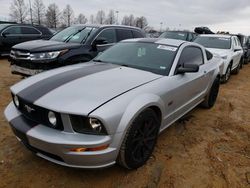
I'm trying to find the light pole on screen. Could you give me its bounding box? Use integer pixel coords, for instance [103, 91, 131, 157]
[160, 22, 163, 32]
[116, 11, 119, 25]
[29, 0, 33, 25]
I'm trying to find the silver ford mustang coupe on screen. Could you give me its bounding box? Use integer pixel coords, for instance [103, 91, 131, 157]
[5, 38, 222, 169]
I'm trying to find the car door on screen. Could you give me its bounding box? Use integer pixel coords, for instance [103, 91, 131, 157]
[232, 37, 242, 68]
[1, 26, 22, 51]
[94, 28, 117, 53]
[162, 46, 211, 126]
[20, 26, 42, 41]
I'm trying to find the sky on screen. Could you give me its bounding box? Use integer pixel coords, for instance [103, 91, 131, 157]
[0, 0, 250, 35]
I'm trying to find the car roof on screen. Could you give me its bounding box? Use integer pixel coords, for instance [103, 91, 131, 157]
[163, 30, 194, 34]
[199, 34, 232, 38]
[73, 24, 142, 30]
[122, 38, 187, 47]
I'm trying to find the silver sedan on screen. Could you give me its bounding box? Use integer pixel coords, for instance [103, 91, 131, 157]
[5, 38, 222, 169]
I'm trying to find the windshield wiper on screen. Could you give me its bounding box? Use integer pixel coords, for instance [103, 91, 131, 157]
[92, 59, 106, 63]
[64, 27, 86, 42]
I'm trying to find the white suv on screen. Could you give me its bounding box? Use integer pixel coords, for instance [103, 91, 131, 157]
[195, 34, 243, 83]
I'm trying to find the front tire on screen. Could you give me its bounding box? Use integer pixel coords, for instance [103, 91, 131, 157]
[201, 77, 220, 108]
[117, 109, 160, 169]
[221, 64, 231, 83]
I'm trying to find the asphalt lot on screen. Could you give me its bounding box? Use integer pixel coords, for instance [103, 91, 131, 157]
[0, 58, 250, 188]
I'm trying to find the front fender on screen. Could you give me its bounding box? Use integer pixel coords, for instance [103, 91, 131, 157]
[116, 93, 165, 133]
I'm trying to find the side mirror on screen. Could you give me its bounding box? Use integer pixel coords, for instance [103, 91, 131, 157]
[93, 37, 108, 47]
[177, 64, 199, 74]
[234, 48, 241, 52]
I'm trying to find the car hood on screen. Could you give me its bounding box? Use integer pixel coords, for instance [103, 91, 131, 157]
[11, 62, 162, 115]
[206, 48, 230, 57]
[12, 40, 82, 52]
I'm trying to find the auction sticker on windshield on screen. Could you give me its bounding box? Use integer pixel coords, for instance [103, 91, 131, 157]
[157, 45, 177, 51]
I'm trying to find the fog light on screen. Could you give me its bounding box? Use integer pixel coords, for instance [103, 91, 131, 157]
[70, 145, 109, 152]
[48, 111, 57, 127]
[13, 95, 19, 107]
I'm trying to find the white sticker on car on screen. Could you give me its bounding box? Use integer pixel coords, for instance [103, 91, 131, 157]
[178, 33, 185, 36]
[157, 45, 177, 51]
[218, 38, 230, 41]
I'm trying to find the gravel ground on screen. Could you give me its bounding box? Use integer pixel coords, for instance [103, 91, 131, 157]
[0, 59, 249, 188]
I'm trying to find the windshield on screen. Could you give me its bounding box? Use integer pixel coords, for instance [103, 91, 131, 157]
[159, 31, 187, 41]
[194, 36, 231, 49]
[94, 42, 178, 75]
[0, 24, 11, 31]
[50, 26, 97, 43]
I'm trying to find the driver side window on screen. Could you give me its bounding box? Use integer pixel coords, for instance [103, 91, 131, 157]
[178, 46, 204, 67]
[96, 29, 116, 44]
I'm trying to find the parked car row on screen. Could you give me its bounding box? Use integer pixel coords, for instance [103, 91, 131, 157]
[2, 23, 249, 170]
[9, 24, 145, 76]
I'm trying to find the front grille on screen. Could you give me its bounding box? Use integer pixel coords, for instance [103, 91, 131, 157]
[10, 50, 30, 60]
[10, 59, 59, 70]
[15, 96, 63, 131]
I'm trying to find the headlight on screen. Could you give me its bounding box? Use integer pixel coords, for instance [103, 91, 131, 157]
[30, 49, 68, 61]
[221, 55, 228, 60]
[48, 111, 57, 127]
[13, 95, 20, 108]
[70, 115, 108, 135]
[89, 118, 103, 132]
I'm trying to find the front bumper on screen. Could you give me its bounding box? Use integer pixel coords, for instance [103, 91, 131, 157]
[4, 102, 119, 169]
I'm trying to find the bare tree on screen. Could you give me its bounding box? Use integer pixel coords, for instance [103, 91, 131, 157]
[105, 10, 115, 24]
[62, 4, 74, 27]
[45, 3, 60, 28]
[76, 14, 87, 24]
[9, 0, 28, 23]
[95, 10, 105, 24]
[135, 16, 148, 29]
[128, 14, 135, 26]
[89, 14, 95, 24]
[122, 14, 135, 26]
[32, 0, 45, 25]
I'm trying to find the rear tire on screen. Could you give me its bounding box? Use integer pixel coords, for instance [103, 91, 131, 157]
[201, 77, 220, 109]
[232, 60, 242, 74]
[117, 109, 160, 169]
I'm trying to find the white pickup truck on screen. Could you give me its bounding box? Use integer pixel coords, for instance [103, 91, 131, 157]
[194, 34, 244, 83]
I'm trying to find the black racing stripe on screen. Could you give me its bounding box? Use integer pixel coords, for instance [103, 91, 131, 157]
[10, 115, 38, 144]
[17, 63, 119, 103]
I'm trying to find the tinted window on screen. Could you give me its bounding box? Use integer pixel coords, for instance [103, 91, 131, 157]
[194, 36, 231, 49]
[117, 29, 133, 41]
[21, 27, 40, 34]
[3, 26, 21, 34]
[160, 31, 188, 41]
[97, 29, 116, 43]
[178, 47, 203, 66]
[94, 42, 178, 75]
[132, 30, 143, 38]
[206, 50, 213, 61]
[187, 33, 193, 41]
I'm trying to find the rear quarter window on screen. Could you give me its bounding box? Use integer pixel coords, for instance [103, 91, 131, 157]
[132, 30, 144, 38]
[117, 29, 133, 41]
